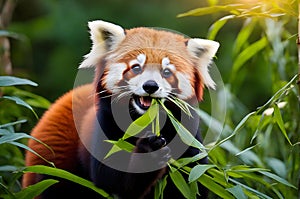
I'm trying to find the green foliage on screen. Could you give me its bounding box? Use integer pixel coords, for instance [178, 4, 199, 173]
[177, 0, 299, 198]
[0, 76, 51, 198]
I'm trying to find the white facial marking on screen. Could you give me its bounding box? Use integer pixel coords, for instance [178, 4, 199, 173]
[162, 57, 176, 71]
[105, 63, 127, 92]
[176, 72, 193, 99]
[129, 53, 146, 67]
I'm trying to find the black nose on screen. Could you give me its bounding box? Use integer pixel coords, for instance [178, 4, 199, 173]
[143, 80, 159, 94]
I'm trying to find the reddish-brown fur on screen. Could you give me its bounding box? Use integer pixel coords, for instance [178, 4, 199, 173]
[22, 84, 94, 187]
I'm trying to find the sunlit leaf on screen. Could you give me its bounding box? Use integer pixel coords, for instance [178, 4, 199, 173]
[231, 37, 268, 81]
[104, 139, 135, 159]
[177, 4, 245, 18]
[122, 100, 158, 139]
[208, 15, 235, 40]
[233, 18, 257, 56]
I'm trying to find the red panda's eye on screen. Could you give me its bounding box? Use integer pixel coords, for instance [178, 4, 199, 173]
[162, 68, 172, 78]
[131, 64, 142, 74]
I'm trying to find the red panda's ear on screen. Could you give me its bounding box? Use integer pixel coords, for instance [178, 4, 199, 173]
[79, 20, 126, 69]
[187, 38, 219, 90]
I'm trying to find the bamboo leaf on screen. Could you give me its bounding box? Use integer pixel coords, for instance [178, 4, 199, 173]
[169, 169, 194, 199]
[0, 76, 37, 87]
[226, 185, 247, 199]
[273, 104, 292, 145]
[177, 4, 245, 18]
[159, 100, 205, 150]
[233, 18, 257, 56]
[208, 15, 235, 40]
[154, 175, 168, 199]
[23, 165, 110, 197]
[122, 100, 158, 139]
[14, 179, 58, 199]
[259, 171, 297, 189]
[231, 37, 268, 81]
[198, 174, 234, 199]
[104, 139, 135, 159]
[2, 96, 38, 118]
[188, 164, 215, 183]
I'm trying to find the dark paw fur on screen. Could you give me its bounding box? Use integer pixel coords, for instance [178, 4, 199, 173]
[136, 135, 167, 152]
[135, 135, 171, 163]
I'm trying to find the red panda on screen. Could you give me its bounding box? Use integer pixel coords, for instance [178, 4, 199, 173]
[23, 20, 219, 199]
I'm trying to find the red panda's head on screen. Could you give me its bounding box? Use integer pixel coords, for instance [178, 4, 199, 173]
[79, 20, 219, 115]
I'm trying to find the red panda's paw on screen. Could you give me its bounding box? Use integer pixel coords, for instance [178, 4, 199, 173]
[136, 135, 167, 152]
[130, 135, 171, 170]
[135, 135, 171, 165]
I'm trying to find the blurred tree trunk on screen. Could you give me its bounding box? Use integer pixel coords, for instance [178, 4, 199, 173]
[298, 2, 300, 93]
[0, 0, 16, 75]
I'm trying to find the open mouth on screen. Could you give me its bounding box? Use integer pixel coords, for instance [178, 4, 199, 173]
[133, 95, 153, 110]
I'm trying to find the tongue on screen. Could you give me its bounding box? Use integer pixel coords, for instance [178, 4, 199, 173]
[140, 97, 152, 107]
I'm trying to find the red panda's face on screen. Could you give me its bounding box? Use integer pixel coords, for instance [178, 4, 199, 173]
[103, 51, 197, 114]
[79, 20, 220, 114]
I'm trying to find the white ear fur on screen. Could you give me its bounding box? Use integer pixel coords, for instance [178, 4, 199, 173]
[187, 38, 220, 89]
[79, 20, 126, 69]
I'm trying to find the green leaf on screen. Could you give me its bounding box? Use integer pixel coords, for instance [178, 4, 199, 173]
[174, 153, 208, 168]
[273, 104, 292, 145]
[0, 120, 27, 128]
[235, 144, 258, 156]
[211, 111, 256, 151]
[2, 96, 38, 118]
[169, 169, 194, 199]
[233, 18, 257, 57]
[104, 139, 135, 159]
[23, 165, 110, 198]
[259, 171, 297, 189]
[0, 76, 37, 87]
[169, 115, 205, 150]
[198, 174, 234, 199]
[230, 36, 268, 82]
[188, 164, 215, 183]
[226, 185, 247, 199]
[15, 179, 58, 199]
[177, 4, 245, 18]
[208, 15, 235, 40]
[159, 101, 205, 150]
[229, 178, 272, 199]
[11, 88, 51, 109]
[122, 100, 158, 139]
[154, 175, 168, 199]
